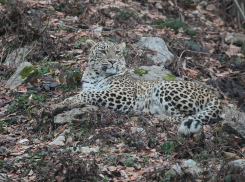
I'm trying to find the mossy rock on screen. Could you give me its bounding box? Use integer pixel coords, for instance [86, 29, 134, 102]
[134, 68, 149, 76]
[162, 74, 176, 81]
[20, 66, 37, 79]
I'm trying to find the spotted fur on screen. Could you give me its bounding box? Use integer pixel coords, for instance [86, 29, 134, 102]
[48, 40, 222, 136]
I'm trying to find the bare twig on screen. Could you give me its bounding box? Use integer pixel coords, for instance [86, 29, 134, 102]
[24, 42, 37, 59]
[232, 0, 245, 23]
[0, 45, 7, 65]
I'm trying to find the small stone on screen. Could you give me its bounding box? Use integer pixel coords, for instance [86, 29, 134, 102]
[0, 126, 9, 135]
[206, 20, 213, 26]
[165, 159, 203, 177]
[147, 26, 153, 31]
[17, 139, 29, 144]
[60, 129, 71, 136]
[200, 16, 206, 21]
[185, 14, 193, 19]
[94, 27, 103, 36]
[90, 146, 99, 153]
[66, 136, 73, 143]
[48, 6, 55, 12]
[48, 136, 65, 146]
[130, 117, 138, 122]
[120, 170, 128, 178]
[206, 4, 216, 11]
[96, 139, 101, 144]
[131, 127, 145, 134]
[27, 85, 34, 90]
[70, 147, 80, 153]
[79, 146, 99, 154]
[33, 139, 40, 144]
[0, 146, 8, 153]
[73, 16, 78, 21]
[81, 147, 91, 154]
[192, 10, 199, 15]
[198, 1, 208, 8]
[155, 2, 163, 9]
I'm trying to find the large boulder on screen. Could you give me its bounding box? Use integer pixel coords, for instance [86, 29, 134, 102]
[221, 107, 245, 143]
[165, 159, 203, 178]
[5, 47, 30, 67]
[54, 105, 98, 124]
[129, 65, 183, 81]
[229, 159, 245, 170]
[4, 62, 32, 89]
[132, 37, 174, 65]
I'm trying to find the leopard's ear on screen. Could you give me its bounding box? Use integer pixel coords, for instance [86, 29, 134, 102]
[85, 39, 96, 50]
[118, 42, 126, 51]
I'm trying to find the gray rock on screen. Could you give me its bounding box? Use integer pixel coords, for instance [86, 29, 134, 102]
[221, 107, 245, 143]
[120, 170, 128, 178]
[0, 146, 8, 153]
[70, 146, 99, 154]
[193, 0, 201, 3]
[0, 126, 9, 135]
[4, 62, 32, 89]
[54, 105, 98, 124]
[17, 139, 29, 144]
[192, 10, 199, 15]
[129, 65, 183, 81]
[5, 47, 30, 67]
[81, 146, 99, 154]
[200, 16, 206, 21]
[229, 159, 245, 170]
[165, 159, 203, 177]
[131, 127, 145, 134]
[225, 33, 245, 45]
[47, 6, 55, 12]
[206, 20, 213, 26]
[206, 4, 216, 11]
[60, 129, 71, 136]
[81, 147, 91, 154]
[199, 1, 208, 8]
[155, 2, 163, 9]
[94, 26, 103, 36]
[0, 173, 7, 181]
[132, 37, 174, 65]
[48, 136, 65, 146]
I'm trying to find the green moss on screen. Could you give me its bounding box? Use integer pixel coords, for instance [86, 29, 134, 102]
[162, 74, 176, 81]
[134, 68, 149, 76]
[20, 66, 36, 79]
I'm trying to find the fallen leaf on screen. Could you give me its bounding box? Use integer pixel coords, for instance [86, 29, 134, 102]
[185, 68, 197, 77]
[225, 44, 241, 58]
[59, 125, 67, 132]
[55, 175, 62, 182]
[81, 31, 86, 36]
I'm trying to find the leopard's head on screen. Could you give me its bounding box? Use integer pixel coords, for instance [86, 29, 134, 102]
[86, 39, 126, 75]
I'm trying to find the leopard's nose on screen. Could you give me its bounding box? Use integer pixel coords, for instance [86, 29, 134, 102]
[109, 60, 116, 65]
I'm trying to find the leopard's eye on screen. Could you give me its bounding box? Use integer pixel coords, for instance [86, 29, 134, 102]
[100, 50, 106, 54]
[115, 51, 120, 54]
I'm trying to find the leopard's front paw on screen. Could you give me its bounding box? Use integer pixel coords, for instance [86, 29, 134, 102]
[178, 118, 203, 137]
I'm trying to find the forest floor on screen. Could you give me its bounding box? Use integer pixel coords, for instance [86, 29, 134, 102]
[0, 0, 245, 181]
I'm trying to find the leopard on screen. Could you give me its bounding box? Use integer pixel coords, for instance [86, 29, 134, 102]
[45, 39, 223, 136]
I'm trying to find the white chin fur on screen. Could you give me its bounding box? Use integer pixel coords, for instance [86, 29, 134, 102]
[106, 68, 117, 74]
